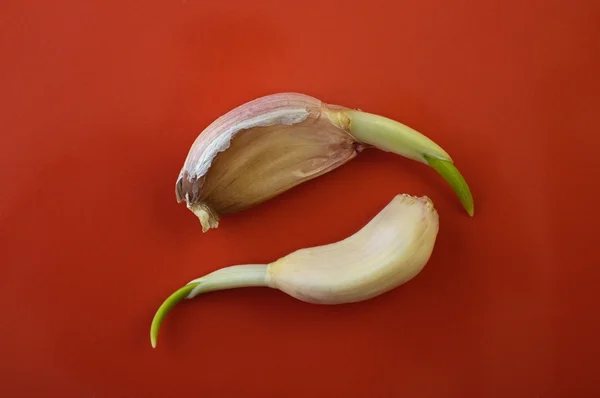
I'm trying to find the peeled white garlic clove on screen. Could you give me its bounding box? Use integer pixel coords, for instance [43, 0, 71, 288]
[150, 194, 439, 348]
[176, 92, 473, 232]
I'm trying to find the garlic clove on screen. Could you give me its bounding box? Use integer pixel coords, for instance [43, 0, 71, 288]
[268, 194, 438, 305]
[176, 93, 359, 232]
[176, 92, 472, 232]
[150, 194, 439, 348]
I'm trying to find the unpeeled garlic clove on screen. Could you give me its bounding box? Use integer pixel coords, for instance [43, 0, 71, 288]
[150, 194, 439, 348]
[176, 92, 473, 232]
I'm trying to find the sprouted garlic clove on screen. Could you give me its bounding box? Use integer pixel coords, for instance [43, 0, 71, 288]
[176, 93, 473, 232]
[151, 194, 439, 348]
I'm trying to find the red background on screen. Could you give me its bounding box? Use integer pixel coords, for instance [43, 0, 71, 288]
[1, 0, 599, 396]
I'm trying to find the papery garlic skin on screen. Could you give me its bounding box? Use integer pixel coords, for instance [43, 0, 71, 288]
[176, 93, 325, 194]
[150, 194, 439, 348]
[176, 92, 473, 232]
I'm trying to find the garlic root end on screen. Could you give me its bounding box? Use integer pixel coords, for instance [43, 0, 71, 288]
[187, 202, 220, 232]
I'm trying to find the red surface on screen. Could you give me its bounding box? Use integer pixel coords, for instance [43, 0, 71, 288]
[2, 0, 599, 396]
